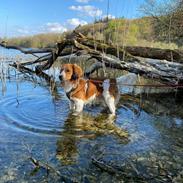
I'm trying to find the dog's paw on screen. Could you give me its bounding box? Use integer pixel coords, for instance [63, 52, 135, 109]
[72, 111, 81, 116]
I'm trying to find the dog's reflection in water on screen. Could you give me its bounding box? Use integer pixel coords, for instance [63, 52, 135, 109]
[56, 112, 128, 165]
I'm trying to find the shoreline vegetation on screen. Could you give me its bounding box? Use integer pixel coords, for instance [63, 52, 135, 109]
[1, 16, 183, 50]
[0, 0, 182, 50]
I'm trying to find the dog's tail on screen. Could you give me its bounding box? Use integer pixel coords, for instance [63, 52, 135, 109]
[116, 73, 139, 94]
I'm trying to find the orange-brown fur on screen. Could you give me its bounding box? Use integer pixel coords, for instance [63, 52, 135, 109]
[60, 64, 83, 81]
[89, 78, 118, 99]
[59, 64, 119, 114]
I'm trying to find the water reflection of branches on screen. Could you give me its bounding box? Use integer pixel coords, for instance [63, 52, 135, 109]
[56, 112, 128, 165]
[127, 93, 183, 119]
[8, 64, 62, 100]
[122, 94, 183, 132]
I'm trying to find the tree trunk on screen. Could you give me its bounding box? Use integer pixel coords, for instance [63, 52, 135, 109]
[1, 31, 183, 86]
[125, 46, 183, 63]
[75, 33, 183, 63]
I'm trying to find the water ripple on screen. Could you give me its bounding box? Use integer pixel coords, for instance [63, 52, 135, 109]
[0, 86, 69, 136]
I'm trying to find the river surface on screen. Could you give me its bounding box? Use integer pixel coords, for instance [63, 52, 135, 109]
[0, 47, 183, 183]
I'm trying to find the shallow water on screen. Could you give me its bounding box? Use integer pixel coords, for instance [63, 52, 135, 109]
[0, 48, 183, 183]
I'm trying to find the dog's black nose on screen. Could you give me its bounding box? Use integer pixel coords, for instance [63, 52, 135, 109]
[59, 75, 63, 80]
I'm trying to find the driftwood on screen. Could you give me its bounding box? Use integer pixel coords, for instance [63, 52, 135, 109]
[71, 33, 183, 84]
[125, 46, 183, 63]
[91, 157, 148, 181]
[74, 35, 183, 63]
[1, 31, 183, 86]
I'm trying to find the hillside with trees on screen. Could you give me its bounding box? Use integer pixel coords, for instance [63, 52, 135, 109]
[3, 0, 183, 50]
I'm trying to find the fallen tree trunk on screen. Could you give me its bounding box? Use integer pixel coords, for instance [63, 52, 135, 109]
[1, 31, 183, 86]
[125, 46, 183, 63]
[74, 32, 183, 63]
[71, 38, 183, 84]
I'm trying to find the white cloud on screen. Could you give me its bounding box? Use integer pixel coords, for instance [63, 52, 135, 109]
[103, 14, 115, 20]
[13, 26, 36, 37]
[67, 18, 87, 27]
[43, 22, 67, 33]
[9, 22, 67, 37]
[69, 5, 102, 17]
[76, 0, 91, 3]
[16, 28, 30, 35]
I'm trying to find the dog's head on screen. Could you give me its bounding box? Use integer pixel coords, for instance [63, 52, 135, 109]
[59, 64, 83, 81]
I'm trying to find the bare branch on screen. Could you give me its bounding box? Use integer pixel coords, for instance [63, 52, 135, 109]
[2, 31, 183, 86]
[0, 41, 55, 54]
[84, 62, 103, 78]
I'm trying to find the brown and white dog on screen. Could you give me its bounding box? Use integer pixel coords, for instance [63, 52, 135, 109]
[59, 64, 137, 115]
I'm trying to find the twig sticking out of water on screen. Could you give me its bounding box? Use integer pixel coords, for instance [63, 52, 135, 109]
[29, 157, 61, 177]
[10, 62, 58, 93]
[16, 98, 19, 107]
[21, 141, 78, 183]
[29, 156, 78, 183]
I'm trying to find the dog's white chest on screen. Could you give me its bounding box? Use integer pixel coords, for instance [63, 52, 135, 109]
[63, 81, 75, 93]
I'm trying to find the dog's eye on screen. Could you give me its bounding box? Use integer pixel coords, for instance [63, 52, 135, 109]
[66, 69, 70, 72]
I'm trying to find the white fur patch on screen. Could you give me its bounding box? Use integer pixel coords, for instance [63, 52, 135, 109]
[60, 70, 66, 80]
[70, 97, 84, 113]
[63, 81, 75, 93]
[102, 79, 116, 115]
[84, 82, 88, 93]
[102, 79, 110, 91]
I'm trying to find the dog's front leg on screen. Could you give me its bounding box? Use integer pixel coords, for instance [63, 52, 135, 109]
[73, 98, 84, 114]
[69, 101, 76, 110]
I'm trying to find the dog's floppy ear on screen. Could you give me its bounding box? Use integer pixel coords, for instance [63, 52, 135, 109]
[71, 64, 83, 80]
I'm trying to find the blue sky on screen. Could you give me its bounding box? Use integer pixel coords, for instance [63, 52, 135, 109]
[0, 0, 145, 38]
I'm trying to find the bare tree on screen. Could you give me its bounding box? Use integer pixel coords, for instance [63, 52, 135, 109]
[140, 0, 183, 45]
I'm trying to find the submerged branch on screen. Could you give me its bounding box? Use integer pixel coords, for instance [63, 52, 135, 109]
[91, 157, 146, 181]
[92, 157, 120, 175]
[29, 156, 78, 182]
